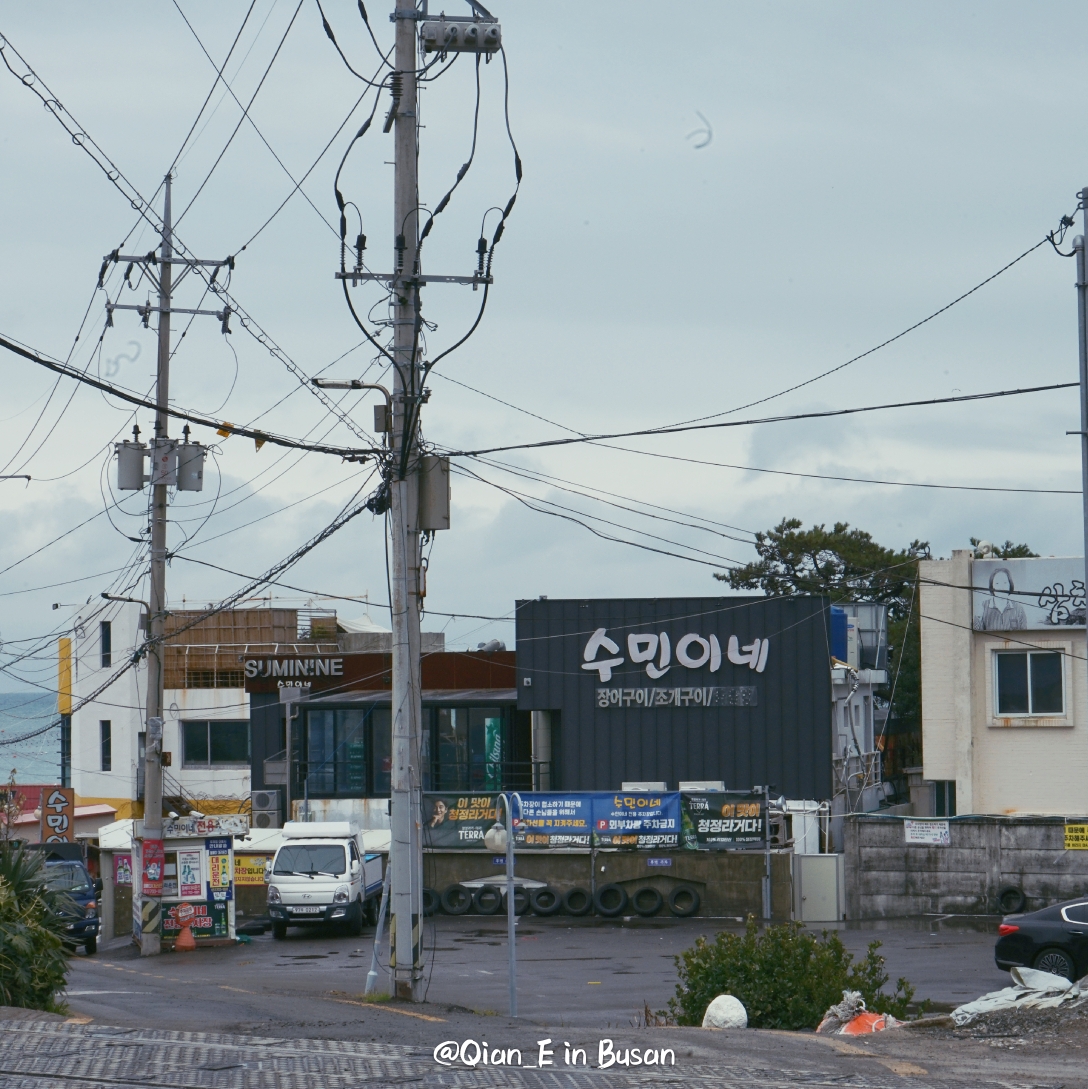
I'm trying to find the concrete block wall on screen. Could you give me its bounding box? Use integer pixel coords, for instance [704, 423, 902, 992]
[845, 814, 1088, 917]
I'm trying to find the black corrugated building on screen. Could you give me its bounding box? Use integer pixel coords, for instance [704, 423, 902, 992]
[515, 596, 832, 800]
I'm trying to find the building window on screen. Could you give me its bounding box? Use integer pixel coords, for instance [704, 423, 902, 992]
[182, 720, 250, 766]
[995, 651, 1064, 716]
[100, 720, 112, 772]
[100, 621, 112, 668]
[432, 706, 505, 792]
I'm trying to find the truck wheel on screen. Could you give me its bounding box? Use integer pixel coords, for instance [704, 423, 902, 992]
[83, 937, 97, 955]
[365, 897, 380, 926]
[272, 922, 288, 940]
[422, 888, 438, 917]
[349, 898, 364, 936]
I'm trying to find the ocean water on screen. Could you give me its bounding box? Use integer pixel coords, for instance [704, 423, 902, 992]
[0, 692, 61, 785]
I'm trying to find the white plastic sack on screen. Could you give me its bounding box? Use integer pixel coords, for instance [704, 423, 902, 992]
[702, 994, 748, 1029]
[952, 967, 1086, 1026]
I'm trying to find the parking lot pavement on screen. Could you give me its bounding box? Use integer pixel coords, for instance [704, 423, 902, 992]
[64, 913, 1008, 1039]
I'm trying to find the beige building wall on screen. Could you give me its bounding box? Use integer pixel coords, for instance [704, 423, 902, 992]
[920, 550, 1088, 815]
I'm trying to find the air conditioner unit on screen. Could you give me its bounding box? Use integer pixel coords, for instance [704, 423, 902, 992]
[250, 789, 281, 829]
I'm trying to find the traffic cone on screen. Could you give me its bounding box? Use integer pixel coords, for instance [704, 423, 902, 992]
[175, 922, 196, 951]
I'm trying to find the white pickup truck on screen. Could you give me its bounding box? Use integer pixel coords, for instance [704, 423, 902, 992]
[266, 821, 384, 940]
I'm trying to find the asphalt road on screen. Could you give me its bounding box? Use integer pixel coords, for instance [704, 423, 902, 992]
[63, 914, 1009, 1039]
[0, 916, 1068, 1088]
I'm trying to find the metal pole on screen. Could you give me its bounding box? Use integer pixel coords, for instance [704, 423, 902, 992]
[502, 792, 518, 1017]
[1076, 191, 1088, 704]
[139, 174, 172, 957]
[365, 862, 392, 995]
[762, 785, 771, 921]
[389, 2, 424, 1002]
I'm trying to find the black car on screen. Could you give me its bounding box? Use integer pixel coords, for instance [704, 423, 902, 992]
[45, 859, 102, 955]
[995, 897, 1088, 981]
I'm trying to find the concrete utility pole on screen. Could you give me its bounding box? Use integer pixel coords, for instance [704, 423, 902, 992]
[108, 175, 225, 955]
[1076, 188, 1088, 692]
[388, 4, 425, 1002]
[139, 173, 174, 957]
[332, 2, 498, 999]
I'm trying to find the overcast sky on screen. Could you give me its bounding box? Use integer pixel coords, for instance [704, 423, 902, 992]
[0, 1, 1086, 693]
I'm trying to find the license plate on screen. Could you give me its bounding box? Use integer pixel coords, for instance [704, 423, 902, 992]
[291, 906, 323, 915]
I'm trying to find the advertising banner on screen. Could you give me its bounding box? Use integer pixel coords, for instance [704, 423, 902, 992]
[513, 793, 592, 848]
[206, 837, 232, 901]
[234, 854, 271, 885]
[141, 839, 165, 896]
[423, 794, 500, 849]
[163, 899, 229, 940]
[972, 558, 1085, 630]
[178, 850, 203, 898]
[680, 792, 766, 849]
[592, 792, 681, 848]
[161, 814, 249, 838]
[113, 853, 132, 886]
[40, 786, 75, 843]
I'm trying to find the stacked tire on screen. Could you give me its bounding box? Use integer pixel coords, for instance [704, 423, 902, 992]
[431, 881, 700, 918]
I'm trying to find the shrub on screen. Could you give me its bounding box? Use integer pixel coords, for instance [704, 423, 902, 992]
[0, 843, 71, 1012]
[668, 915, 916, 1030]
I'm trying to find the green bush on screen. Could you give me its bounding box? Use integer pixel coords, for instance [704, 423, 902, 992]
[0, 844, 71, 1012]
[668, 915, 916, 1030]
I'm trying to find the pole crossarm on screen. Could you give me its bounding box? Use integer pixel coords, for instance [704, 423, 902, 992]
[107, 303, 226, 318]
[335, 271, 491, 287]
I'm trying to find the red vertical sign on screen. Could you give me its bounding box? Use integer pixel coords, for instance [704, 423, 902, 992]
[142, 839, 165, 896]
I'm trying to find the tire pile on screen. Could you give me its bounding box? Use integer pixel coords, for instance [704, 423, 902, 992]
[422, 882, 701, 918]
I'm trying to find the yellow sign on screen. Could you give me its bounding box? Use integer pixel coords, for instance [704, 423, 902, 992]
[1065, 824, 1088, 850]
[234, 854, 270, 886]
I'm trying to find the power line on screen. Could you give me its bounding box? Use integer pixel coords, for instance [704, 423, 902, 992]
[174, 0, 310, 228]
[0, 332, 376, 459]
[454, 464, 746, 570]
[433, 377, 1075, 495]
[168, 0, 258, 173]
[664, 230, 1064, 430]
[444, 381, 1078, 459]
[0, 30, 380, 452]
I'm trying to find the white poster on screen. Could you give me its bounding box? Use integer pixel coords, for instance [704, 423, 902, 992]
[178, 850, 203, 899]
[972, 558, 1085, 631]
[904, 819, 950, 846]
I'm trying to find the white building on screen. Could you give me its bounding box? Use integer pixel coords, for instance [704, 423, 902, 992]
[919, 550, 1088, 815]
[61, 603, 338, 819]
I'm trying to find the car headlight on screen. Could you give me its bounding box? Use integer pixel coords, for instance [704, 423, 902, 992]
[267, 885, 281, 904]
[85, 903, 97, 918]
[333, 884, 350, 904]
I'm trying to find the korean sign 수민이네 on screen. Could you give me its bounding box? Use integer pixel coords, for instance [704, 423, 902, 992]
[39, 786, 75, 843]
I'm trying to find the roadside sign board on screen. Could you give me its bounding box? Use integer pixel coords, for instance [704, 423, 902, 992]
[904, 819, 951, 846]
[1065, 824, 1088, 849]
